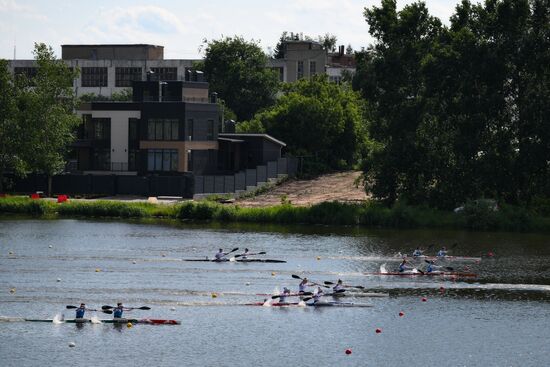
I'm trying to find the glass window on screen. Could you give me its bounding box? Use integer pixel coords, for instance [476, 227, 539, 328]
[309, 61, 316, 75]
[115, 67, 142, 87]
[207, 119, 214, 140]
[187, 119, 193, 141]
[171, 120, 179, 140]
[187, 150, 193, 171]
[297, 61, 304, 79]
[171, 150, 178, 171]
[81, 67, 108, 87]
[155, 150, 162, 170]
[155, 121, 162, 140]
[163, 120, 171, 140]
[150, 67, 177, 81]
[147, 150, 155, 171]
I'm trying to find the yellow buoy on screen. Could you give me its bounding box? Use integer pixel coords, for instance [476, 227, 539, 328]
[127, 322, 133, 328]
[95, 268, 101, 272]
[211, 293, 218, 298]
[271, 272, 276, 276]
[10, 287, 16, 293]
[316, 256, 321, 260]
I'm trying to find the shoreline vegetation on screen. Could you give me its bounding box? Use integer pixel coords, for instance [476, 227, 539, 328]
[0, 197, 548, 232]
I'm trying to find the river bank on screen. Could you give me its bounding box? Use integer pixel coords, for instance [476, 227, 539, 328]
[1, 196, 549, 232]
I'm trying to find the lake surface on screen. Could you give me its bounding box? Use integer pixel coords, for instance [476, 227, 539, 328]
[0, 219, 549, 366]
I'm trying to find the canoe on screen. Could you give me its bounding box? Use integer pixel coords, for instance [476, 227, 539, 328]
[23, 318, 180, 325]
[182, 258, 286, 263]
[400, 255, 481, 262]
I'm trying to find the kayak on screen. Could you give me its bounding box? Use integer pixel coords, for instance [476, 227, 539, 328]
[366, 271, 477, 277]
[182, 259, 286, 263]
[246, 302, 373, 308]
[23, 318, 180, 325]
[400, 255, 481, 262]
[256, 292, 388, 298]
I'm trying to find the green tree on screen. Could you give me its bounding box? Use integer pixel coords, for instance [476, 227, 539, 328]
[273, 31, 289, 59]
[0, 60, 25, 192]
[248, 76, 369, 172]
[317, 33, 338, 53]
[19, 43, 81, 196]
[201, 36, 279, 121]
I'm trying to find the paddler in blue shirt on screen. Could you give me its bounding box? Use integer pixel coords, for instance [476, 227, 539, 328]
[75, 303, 87, 319]
[113, 302, 127, 319]
[278, 287, 291, 304]
[412, 247, 423, 257]
[426, 260, 442, 273]
[214, 248, 227, 261]
[333, 279, 345, 292]
[399, 259, 413, 272]
[437, 247, 447, 257]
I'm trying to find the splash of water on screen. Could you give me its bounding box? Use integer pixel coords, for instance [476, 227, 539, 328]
[52, 314, 64, 324]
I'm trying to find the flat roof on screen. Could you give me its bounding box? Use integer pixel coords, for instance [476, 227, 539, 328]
[62, 44, 163, 48]
[219, 133, 286, 147]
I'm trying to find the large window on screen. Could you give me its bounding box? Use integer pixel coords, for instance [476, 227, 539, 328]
[92, 118, 110, 140]
[309, 61, 316, 76]
[115, 67, 142, 87]
[147, 119, 179, 140]
[14, 67, 38, 79]
[128, 149, 138, 171]
[82, 67, 108, 87]
[187, 119, 194, 141]
[147, 149, 178, 171]
[297, 61, 304, 79]
[92, 148, 110, 170]
[150, 67, 177, 81]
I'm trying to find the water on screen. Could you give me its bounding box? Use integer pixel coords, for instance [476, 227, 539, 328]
[0, 219, 549, 366]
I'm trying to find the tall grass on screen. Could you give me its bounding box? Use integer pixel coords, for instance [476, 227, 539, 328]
[0, 196, 548, 232]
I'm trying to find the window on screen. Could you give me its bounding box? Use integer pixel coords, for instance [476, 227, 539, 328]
[128, 149, 138, 171]
[187, 119, 194, 141]
[150, 67, 177, 81]
[115, 67, 142, 87]
[297, 61, 304, 79]
[81, 67, 107, 87]
[147, 149, 178, 171]
[92, 148, 110, 170]
[187, 150, 193, 171]
[128, 119, 138, 142]
[309, 61, 316, 76]
[270, 67, 284, 82]
[14, 67, 38, 80]
[92, 118, 110, 140]
[146, 119, 179, 140]
[207, 119, 214, 140]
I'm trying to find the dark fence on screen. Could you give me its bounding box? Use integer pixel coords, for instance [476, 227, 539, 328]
[6, 174, 194, 198]
[194, 157, 298, 194]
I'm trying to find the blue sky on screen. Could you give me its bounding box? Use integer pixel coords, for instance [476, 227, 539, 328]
[1, 0, 459, 60]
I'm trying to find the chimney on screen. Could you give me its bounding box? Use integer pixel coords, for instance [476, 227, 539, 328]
[339, 45, 344, 56]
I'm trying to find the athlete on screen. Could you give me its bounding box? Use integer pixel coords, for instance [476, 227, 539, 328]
[398, 259, 413, 272]
[278, 287, 291, 304]
[214, 249, 227, 261]
[437, 247, 448, 257]
[298, 278, 310, 294]
[75, 303, 88, 319]
[312, 287, 324, 304]
[426, 260, 442, 273]
[412, 247, 423, 257]
[239, 248, 250, 260]
[333, 279, 345, 292]
[113, 302, 128, 319]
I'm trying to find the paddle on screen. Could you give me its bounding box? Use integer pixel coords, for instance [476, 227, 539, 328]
[234, 251, 267, 258]
[272, 292, 313, 299]
[291, 274, 330, 288]
[423, 260, 454, 271]
[66, 305, 112, 314]
[101, 305, 151, 311]
[323, 281, 365, 290]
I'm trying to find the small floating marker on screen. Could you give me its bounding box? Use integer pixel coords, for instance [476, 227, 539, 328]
[211, 293, 218, 298]
[161, 253, 166, 257]
[68, 342, 76, 348]
[132, 261, 137, 264]
[399, 311, 404, 317]
[8, 251, 13, 255]
[421, 297, 428, 302]
[170, 307, 176, 311]
[57, 278, 61, 282]
[316, 256, 321, 260]
[95, 268, 101, 272]
[487, 251, 494, 257]
[375, 328, 382, 334]
[345, 348, 352, 355]
[9, 287, 16, 293]
[48, 245, 53, 248]
[245, 282, 251, 286]
[271, 272, 276, 276]
[127, 322, 132, 328]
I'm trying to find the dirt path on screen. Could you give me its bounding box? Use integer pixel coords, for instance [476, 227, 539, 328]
[237, 171, 368, 207]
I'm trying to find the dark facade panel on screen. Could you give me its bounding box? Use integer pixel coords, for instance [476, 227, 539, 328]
[214, 176, 224, 193]
[62, 44, 163, 60]
[52, 175, 92, 194]
[194, 176, 204, 194]
[277, 158, 288, 174]
[267, 161, 278, 179]
[245, 169, 256, 187]
[91, 175, 117, 195]
[224, 176, 234, 193]
[203, 175, 215, 193]
[235, 172, 246, 191]
[117, 176, 149, 196]
[257, 165, 267, 183]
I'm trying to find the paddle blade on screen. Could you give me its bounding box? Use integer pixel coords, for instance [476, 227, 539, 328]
[446, 267, 454, 271]
[302, 297, 313, 302]
[101, 305, 113, 310]
[335, 289, 346, 293]
[66, 305, 78, 309]
[354, 285, 365, 289]
[102, 310, 113, 314]
[138, 306, 151, 310]
[258, 252, 266, 255]
[228, 247, 239, 253]
[324, 281, 335, 285]
[291, 274, 302, 279]
[271, 295, 281, 299]
[234, 254, 242, 258]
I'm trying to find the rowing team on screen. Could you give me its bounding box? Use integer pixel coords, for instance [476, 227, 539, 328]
[214, 248, 262, 261]
[277, 278, 345, 304]
[398, 259, 450, 273]
[411, 246, 448, 257]
[72, 302, 130, 319]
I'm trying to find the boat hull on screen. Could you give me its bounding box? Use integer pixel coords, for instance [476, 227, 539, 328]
[24, 318, 180, 325]
[182, 259, 286, 263]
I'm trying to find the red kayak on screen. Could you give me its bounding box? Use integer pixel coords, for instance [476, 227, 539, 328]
[365, 271, 477, 277]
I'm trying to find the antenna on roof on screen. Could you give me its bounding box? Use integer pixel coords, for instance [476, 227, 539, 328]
[13, 35, 16, 60]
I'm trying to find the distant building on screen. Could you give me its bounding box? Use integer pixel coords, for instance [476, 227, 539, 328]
[327, 45, 356, 84]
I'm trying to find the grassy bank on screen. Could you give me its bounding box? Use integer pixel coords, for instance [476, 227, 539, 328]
[0, 197, 548, 232]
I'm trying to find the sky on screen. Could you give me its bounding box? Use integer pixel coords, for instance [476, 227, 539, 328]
[0, 0, 460, 60]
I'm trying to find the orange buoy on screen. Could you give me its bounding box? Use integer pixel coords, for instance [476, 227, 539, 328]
[399, 311, 404, 317]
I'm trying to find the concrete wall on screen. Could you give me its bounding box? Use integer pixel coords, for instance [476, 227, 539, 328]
[61, 45, 164, 60]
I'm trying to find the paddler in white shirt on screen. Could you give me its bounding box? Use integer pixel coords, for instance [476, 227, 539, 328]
[437, 247, 448, 257]
[298, 278, 310, 294]
[333, 279, 345, 292]
[214, 248, 227, 261]
[412, 247, 423, 257]
[312, 287, 324, 304]
[239, 248, 250, 260]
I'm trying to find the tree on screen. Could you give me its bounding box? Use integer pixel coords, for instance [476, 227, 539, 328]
[318, 33, 338, 53]
[273, 31, 289, 59]
[247, 76, 369, 172]
[0, 60, 25, 192]
[345, 44, 354, 54]
[19, 43, 81, 196]
[201, 36, 279, 121]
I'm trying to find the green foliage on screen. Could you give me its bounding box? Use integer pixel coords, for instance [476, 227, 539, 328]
[79, 88, 132, 102]
[0, 197, 53, 215]
[249, 76, 370, 173]
[201, 36, 280, 121]
[354, 0, 550, 209]
[56, 200, 148, 218]
[236, 119, 266, 133]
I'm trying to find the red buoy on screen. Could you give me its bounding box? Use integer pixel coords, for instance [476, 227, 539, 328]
[487, 252, 494, 257]
[399, 311, 404, 317]
[421, 297, 427, 302]
[345, 349, 352, 355]
[375, 328, 382, 333]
